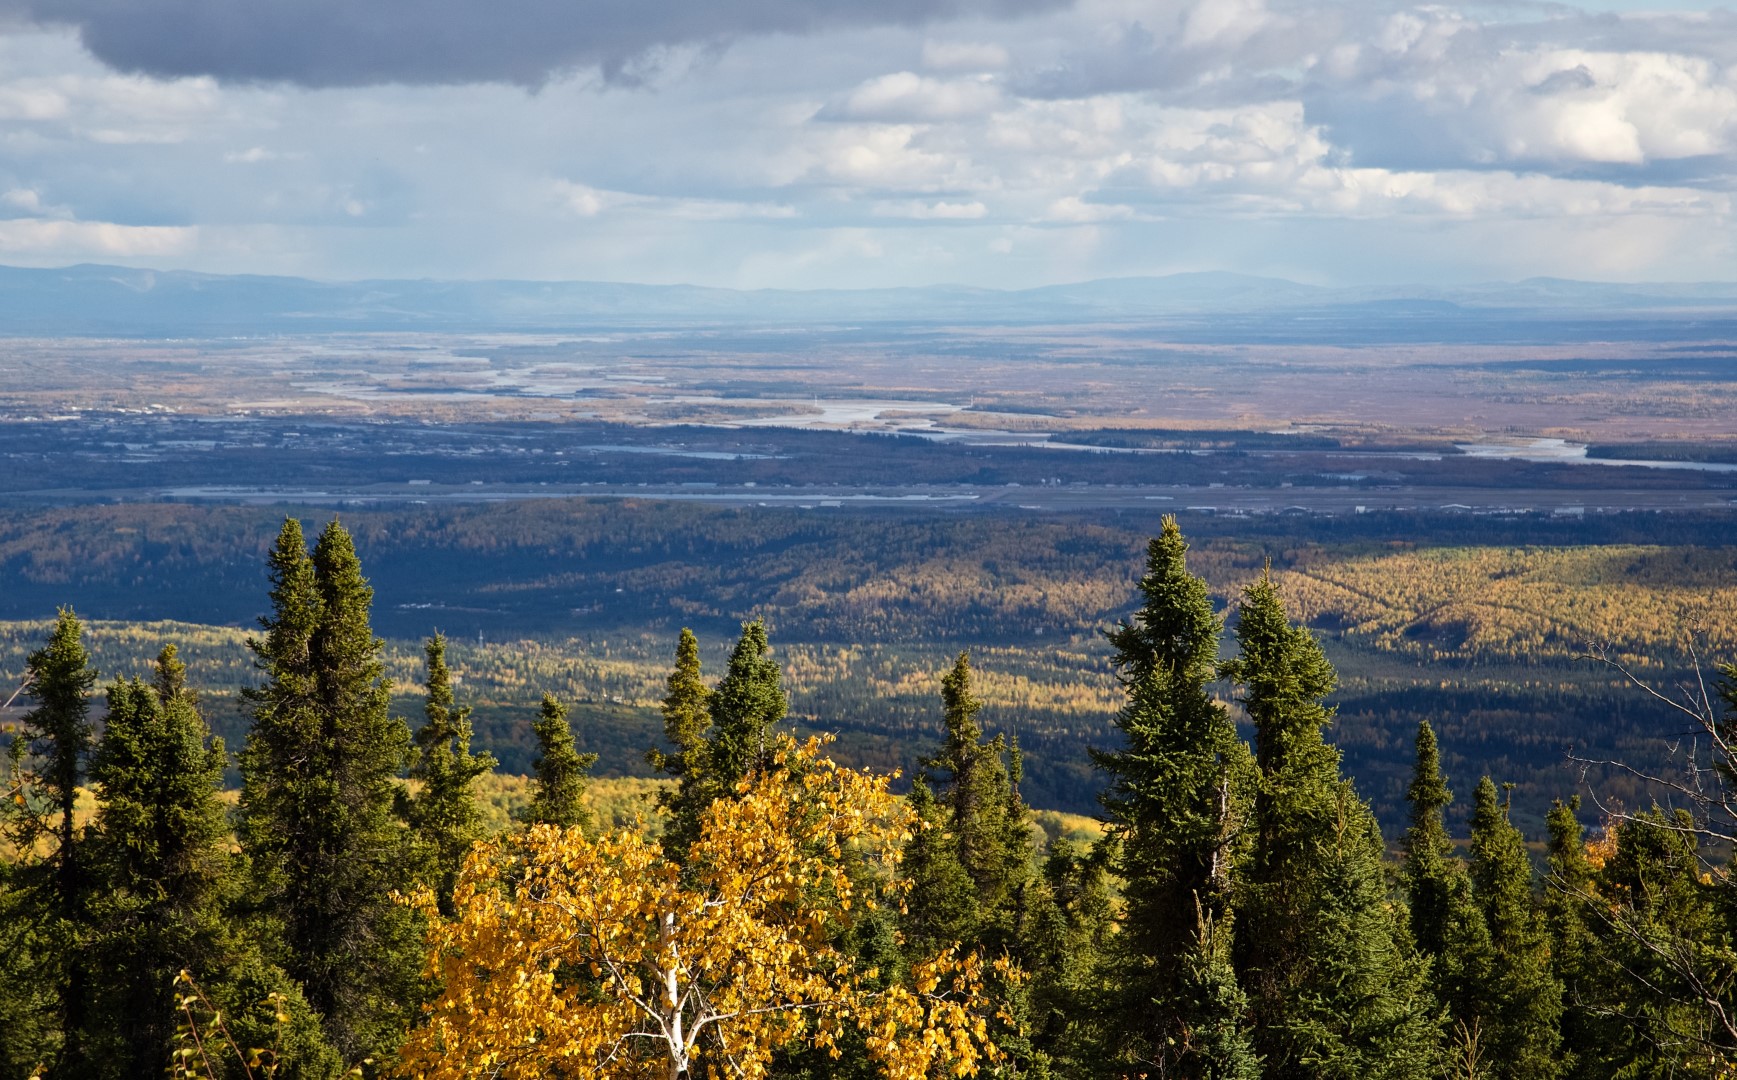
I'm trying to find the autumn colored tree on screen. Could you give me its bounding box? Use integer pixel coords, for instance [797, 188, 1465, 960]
[238, 518, 419, 1064]
[402, 738, 1013, 1080]
[404, 633, 496, 915]
[519, 692, 596, 831]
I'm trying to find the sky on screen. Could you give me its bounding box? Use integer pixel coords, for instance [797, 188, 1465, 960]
[3, 0, 1737, 288]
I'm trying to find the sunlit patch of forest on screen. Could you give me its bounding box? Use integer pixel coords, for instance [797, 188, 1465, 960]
[1265, 544, 1737, 668]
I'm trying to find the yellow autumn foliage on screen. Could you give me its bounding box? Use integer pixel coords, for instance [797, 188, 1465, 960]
[399, 737, 1012, 1080]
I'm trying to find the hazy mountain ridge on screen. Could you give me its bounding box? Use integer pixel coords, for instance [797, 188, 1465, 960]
[8, 262, 1737, 335]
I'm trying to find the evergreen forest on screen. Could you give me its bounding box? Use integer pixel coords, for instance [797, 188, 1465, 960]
[3, 513, 1736, 1078]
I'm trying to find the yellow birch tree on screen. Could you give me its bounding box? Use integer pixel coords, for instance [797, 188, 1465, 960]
[399, 737, 1011, 1080]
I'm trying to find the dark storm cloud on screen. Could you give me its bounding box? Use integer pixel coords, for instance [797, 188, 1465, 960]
[18, 0, 1069, 87]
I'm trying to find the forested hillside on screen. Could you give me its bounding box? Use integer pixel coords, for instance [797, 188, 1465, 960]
[3, 514, 1734, 1078]
[0, 499, 1728, 830]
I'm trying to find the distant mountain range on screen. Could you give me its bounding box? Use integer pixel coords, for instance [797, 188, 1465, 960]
[8, 262, 1737, 336]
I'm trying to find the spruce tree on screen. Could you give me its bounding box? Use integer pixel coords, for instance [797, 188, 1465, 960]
[238, 518, 419, 1065]
[520, 693, 596, 831]
[1466, 777, 1563, 1080]
[1542, 797, 1598, 1080]
[1092, 518, 1258, 1078]
[650, 627, 710, 779]
[30, 609, 99, 1076]
[703, 619, 785, 782]
[665, 620, 786, 855]
[24, 610, 95, 917]
[1400, 722, 1495, 1071]
[1228, 573, 1436, 1080]
[650, 628, 711, 841]
[1402, 721, 1455, 957]
[80, 647, 232, 1077]
[922, 652, 1036, 951]
[1433, 868, 1498, 1075]
[897, 777, 977, 957]
[1027, 837, 1118, 1077]
[0, 609, 98, 1077]
[404, 633, 496, 915]
[900, 653, 1057, 1073]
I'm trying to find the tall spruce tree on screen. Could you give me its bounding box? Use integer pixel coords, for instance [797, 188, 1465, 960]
[665, 620, 786, 856]
[899, 777, 977, 957]
[1402, 721, 1456, 958]
[1400, 721, 1495, 1071]
[23, 609, 94, 926]
[79, 647, 233, 1077]
[404, 633, 496, 915]
[1092, 518, 1258, 1079]
[1466, 777, 1563, 1080]
[1542, 797, 1598, 1080]
[900, 653, 1057, 1074]
[520, 693, 596, 831]
[0, 609, 98, 1077]
[650, 627, 710, 779]
[921, 652, 1036, 949]
[238, 518, 419, 1065]
[1228, 573, 1436, 1080]
[650, 628, 711, 839]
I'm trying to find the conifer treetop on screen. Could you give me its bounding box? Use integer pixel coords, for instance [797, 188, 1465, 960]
[1106, 515, 1224, 688]
[153, 642, 189, 704]
[1230, 571, 1337, 767]
[705, 619, 787, 784]
[523, 692, 596, 832]
[652, 626, 711, 776]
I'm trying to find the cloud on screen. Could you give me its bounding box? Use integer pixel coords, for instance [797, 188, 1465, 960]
[3, 1, 1737, 287]
[15, 0, 1069, 88]
[0, 216, 197, 256]
[0, 64, 226, 143]
[1043, 195, 1135, 222]
[873, 198, 989, 218]
[550, 180, 798, 221]
[225, 146, 303, 164]
[1307, 11, 1737, 171]
[921, 40, 1010, 72]
[824, 72, 1005, 121]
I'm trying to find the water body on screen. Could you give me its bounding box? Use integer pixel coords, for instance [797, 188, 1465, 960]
[574, 444, 782, 460]
[1455, 438, 1737, 474]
